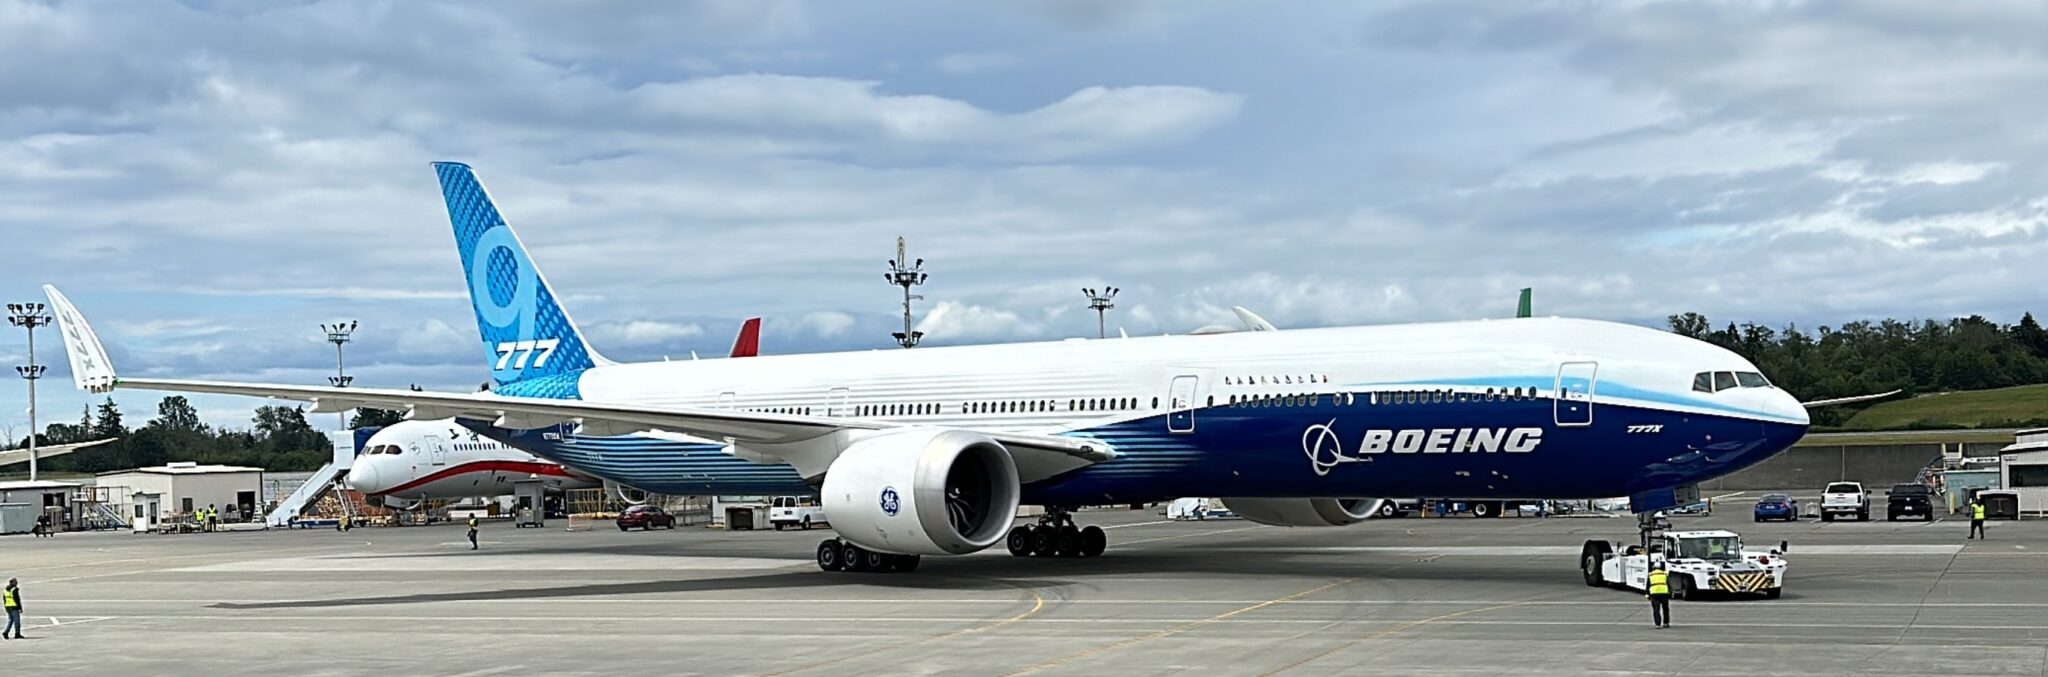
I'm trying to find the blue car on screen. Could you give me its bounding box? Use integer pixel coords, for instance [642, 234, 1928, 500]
[1753, 494, 1798, 522]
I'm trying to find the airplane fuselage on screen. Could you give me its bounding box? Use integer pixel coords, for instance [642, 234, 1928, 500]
[483, 316, 1808, 505]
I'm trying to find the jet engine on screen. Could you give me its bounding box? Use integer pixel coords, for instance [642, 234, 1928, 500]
[821, 429, 1022, 556]
[1219, 498, 1387, 527]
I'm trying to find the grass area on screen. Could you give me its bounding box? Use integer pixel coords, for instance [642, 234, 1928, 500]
[1795, 429, 2019, 447]
[1838, 384, 2048, 431]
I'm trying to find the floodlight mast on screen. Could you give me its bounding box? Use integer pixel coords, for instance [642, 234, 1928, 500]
[885, 237, 927, 349]
[322, 320, 356, 429]
[9, 302, 52, 482]
[1083, 287, 1119, 339]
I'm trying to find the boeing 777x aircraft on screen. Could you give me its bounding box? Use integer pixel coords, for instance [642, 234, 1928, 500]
[46, 162, 1853, 574]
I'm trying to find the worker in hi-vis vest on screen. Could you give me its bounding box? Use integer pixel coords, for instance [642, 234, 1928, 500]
[1968, 498, 1987, 540]
[467, 515, 480, 550]
[4, 578, 24, 639]
[1646, 564, 1672, 628]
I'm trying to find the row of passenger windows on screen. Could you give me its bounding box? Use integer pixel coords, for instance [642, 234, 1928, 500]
[1222, 374, 1330, 386]
[1692, 371, 1772, 393]
[742, 398, 1148, 417]
[1227, 387, 1546, 408]
[364, 441, 503, 455]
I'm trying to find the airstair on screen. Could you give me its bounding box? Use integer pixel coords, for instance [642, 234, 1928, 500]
[265, 429, 364, 527]
[266, 462, 346, 527]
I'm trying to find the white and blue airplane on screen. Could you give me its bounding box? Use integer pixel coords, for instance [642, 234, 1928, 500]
[43, 162, 1863, 573]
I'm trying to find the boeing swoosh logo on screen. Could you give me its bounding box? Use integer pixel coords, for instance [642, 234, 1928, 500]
[1303, 420, 1359, 477]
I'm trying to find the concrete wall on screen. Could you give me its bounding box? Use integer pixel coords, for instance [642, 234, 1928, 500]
[1703, 444, 1948, 491]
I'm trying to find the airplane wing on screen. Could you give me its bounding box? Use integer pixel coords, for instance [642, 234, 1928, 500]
[44, 286, 1112, 483]
[1801, 389, 1903, 408]
[0, 438, 117, 468]
[1230, 306, 1278, 332]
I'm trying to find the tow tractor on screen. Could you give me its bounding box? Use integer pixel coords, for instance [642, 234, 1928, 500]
[1579, 513, 1787, 599]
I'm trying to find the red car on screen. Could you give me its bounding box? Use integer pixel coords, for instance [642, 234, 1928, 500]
[615, 505, 676, 531]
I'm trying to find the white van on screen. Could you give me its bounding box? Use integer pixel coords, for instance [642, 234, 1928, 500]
[769, 496, 827, 530]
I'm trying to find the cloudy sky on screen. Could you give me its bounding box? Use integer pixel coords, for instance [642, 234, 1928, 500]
[2, 0, 2045, 433]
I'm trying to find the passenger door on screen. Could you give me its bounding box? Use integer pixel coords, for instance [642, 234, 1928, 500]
[826, 387, 851, 417]
[1554, 361, 1597, 427]
[1167, 375, 1199, 434]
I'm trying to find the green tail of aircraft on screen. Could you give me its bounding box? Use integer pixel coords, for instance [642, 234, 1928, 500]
[1516, 288, 1532, 318]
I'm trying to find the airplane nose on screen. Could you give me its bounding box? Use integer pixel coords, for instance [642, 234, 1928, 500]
[348, 460, 384, 494]
[1776, 390, 1811, 427]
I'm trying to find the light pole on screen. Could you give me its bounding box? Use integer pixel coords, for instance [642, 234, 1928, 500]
[322, 320, 356, 430]
[9, 302, 52, 482]
[1083, 287, 1118, 339]
[885, 237, 928, 349]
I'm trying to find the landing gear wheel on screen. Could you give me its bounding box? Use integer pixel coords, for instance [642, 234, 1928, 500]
[861, 549, 891, 572]
[1471, 501, 1496, 519]
[1054, 526, 1081, 557]
[1030, 526, 1055, 556]
[1080, 525, 1107, 558]
[816, 540, 844, 572]
[1579, 540, 1612, 587]
[894, 554, 922, 572]
[1379, 503, 1398, 518]
[1007, 525, 1033, 557]
[842, 542, 870, 572]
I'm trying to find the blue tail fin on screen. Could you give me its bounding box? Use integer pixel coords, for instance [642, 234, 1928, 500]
[434, 162, 605, 393]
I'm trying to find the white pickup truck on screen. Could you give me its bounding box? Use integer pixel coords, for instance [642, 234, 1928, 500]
[1581, 530, 1787, 599]
[769, 496, 827, 530]
[1820, 481, 1871, 522]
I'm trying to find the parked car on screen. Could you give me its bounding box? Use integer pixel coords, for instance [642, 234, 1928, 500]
[1886, 483, 1936, 522]
[1753, 494, 1798, 521]
[1820, 481, 1870, 522]
[616, 504, 677, 531]
[769, 495, 828, 530]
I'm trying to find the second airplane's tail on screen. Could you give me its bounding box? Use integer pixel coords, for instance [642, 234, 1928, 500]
[433, 162, 608, 392]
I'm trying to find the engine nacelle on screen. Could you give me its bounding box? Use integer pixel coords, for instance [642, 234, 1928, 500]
[1220, 498, 1386, 527]
[821, 429, 1022, 556]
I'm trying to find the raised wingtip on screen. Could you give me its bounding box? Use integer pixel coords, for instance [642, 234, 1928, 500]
[40, 284, 120, 393]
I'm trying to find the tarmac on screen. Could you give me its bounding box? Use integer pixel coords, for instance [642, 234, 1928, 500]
[4, 499, 2046, 676]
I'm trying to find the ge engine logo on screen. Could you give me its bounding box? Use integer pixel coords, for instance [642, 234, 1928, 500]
[879, 487, 902, 517]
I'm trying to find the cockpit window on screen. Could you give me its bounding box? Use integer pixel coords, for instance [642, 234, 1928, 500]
[1692, 373, 1714, 393]
[1735, 372, 1770, 388]
[1712, 371, 1738, 392]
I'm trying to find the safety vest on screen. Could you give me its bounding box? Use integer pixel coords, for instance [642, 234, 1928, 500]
[1647, 570, 1670, 595]
[1973, 504, 1986, 520]
[3, 587, 18, 609]
[468, 517, 478, 530]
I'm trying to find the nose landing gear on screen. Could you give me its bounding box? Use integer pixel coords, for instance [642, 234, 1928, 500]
[1004, 507, 1107, 558]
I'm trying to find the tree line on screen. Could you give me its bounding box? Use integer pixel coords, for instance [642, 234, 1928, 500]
[3, 396, 405, 475]
[1669, 312, 2048, 427]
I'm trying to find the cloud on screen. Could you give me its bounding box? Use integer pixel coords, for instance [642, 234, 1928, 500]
[630, 75, 1244, 160]
[4, 1, 2047, 426]
[592, 320, 706, 347]
[934, 52, 1023, 74]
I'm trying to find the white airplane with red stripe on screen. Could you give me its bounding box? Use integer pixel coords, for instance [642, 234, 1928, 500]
[346, 419, 598, 508]
[346, 317, 763, 508]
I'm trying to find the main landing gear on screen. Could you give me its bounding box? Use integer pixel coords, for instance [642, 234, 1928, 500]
[1004, 507, 1107, 558]
[815, 538, 922, 573]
